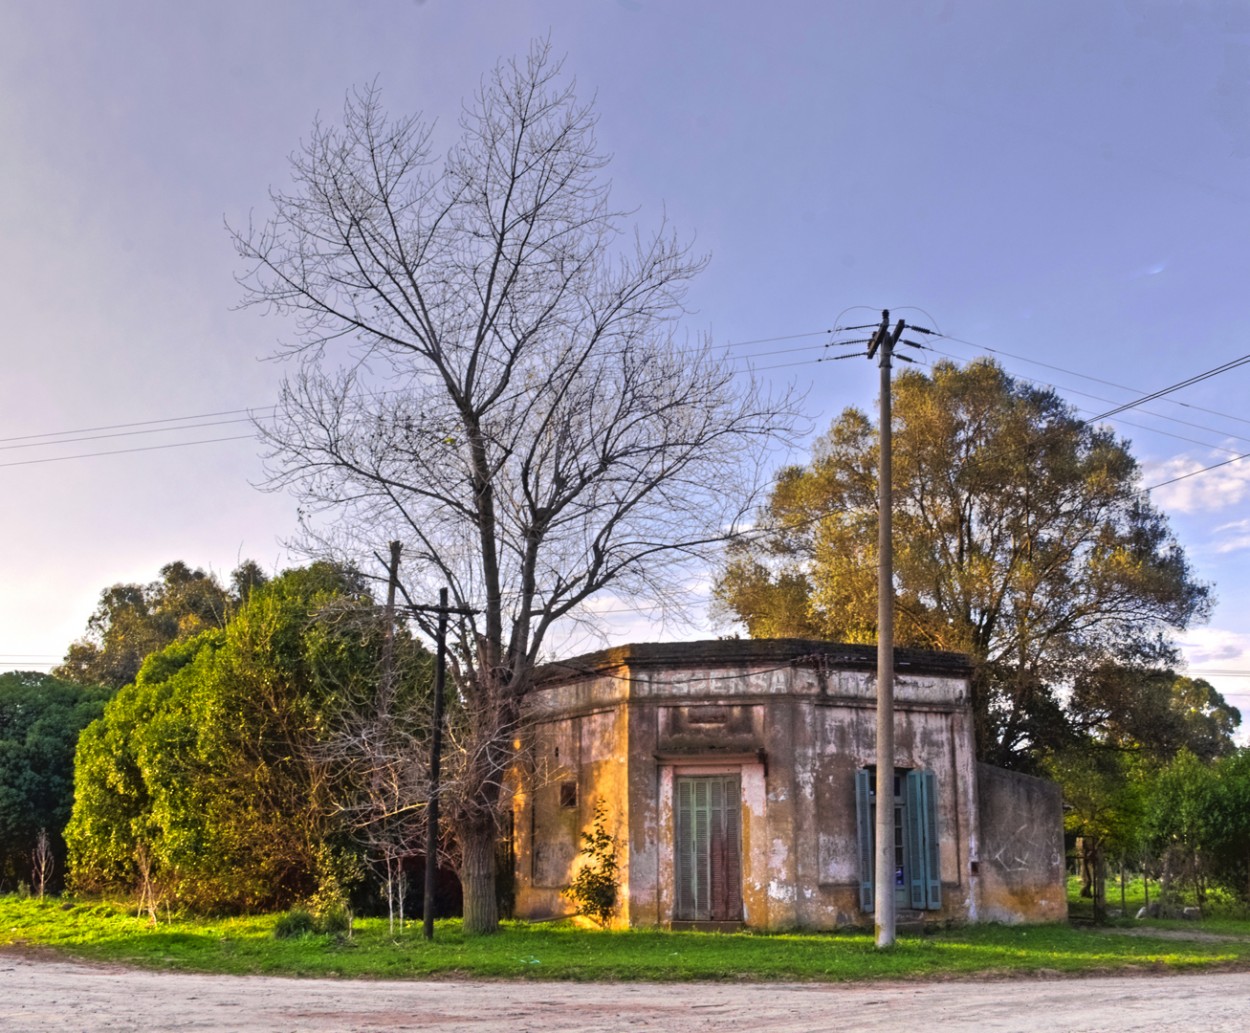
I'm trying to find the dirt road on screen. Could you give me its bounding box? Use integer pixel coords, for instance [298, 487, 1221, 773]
[3, 951, 1248, 1032]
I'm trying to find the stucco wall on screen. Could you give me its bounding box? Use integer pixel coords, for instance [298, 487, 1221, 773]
[512, 672, 631, 925]
[974, 762, 1067, 923]
[513, 640, 1007, 930]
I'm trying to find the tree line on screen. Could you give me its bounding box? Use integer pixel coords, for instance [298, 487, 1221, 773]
[3, 560, 442, 924]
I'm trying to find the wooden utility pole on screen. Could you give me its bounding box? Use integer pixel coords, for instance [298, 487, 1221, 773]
[423, 587, 449, 941]
[378, 556, 479, 942]
[389, 588, 477, 941]
[866, 309, 906, 949]
[379, 541, 403, 713]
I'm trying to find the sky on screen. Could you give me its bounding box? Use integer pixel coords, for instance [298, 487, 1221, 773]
[2, 0, 1249, 725]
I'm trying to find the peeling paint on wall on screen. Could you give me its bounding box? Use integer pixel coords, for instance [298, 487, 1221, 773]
[513, 641, 1063, 931]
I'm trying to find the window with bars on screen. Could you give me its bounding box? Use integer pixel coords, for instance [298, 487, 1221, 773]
[855, 768, 941, 911]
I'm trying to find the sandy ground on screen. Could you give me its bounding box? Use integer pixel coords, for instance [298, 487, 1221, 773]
[3, 953, 1250, 1033]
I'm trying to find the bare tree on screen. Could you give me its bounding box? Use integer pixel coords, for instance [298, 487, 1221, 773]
[30, 828, 53, 901]
[233, 42, 797, 933]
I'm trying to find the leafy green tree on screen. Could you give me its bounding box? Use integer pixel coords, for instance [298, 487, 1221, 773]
[1143, 749, 1221, 911]
[714, 359, 1211, 767]
[0, 672, 112, 892]
[56, 562, 266, 690]
[1142, 748, 1250, 907]
[1202, 749, 1250, 902]
[1068, 667, 1239, 761]
[0, 675, 97, 886]
[1047, 747, 1146, 919]
[66, 563, 425, 912]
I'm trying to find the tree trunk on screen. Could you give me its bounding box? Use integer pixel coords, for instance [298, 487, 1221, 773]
[459, 824, 499, 934]
[1077, 837, 1093, 898]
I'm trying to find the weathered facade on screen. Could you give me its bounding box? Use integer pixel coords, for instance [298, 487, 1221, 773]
[511, 639, 1065, 929]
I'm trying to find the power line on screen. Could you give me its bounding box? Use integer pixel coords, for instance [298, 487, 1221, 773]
[935, 333, 1250, 430]
[1144, 450, 1250, 492]
[0, 405, 277, 446]
[724, 330, 833, 348]
[0, 416, 262, 453]
[724, 324, 880, 349]
[915, 345, 1250, 456]
[0, 435, 257, 469]
[904, 344, 1250, 494]
[2, 325, 1247, 493]
[1085, 353, 1250, 424]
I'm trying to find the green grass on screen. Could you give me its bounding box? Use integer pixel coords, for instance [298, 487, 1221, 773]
[3, 896, 1250, 982]
[1066, 873, 1250, 933]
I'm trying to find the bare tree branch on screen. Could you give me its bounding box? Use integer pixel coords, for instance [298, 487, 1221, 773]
[233, 41, 798, 932]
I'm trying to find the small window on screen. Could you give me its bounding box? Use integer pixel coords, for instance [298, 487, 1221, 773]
[559, 780, 578, 809]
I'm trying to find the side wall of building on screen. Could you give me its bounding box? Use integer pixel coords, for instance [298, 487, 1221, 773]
[974, 762, 1067, 923]
[512, 670, 632, 926]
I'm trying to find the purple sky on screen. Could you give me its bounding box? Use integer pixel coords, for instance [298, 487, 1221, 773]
[2, 1, 1249, 728]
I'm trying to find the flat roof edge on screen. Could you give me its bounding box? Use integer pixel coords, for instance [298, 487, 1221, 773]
[533, 638, 973, 687]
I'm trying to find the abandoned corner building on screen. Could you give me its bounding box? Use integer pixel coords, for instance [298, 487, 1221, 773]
[510, 639, 1066, 930]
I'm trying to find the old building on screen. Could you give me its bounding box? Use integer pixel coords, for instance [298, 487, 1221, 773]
[511, 639, 1065, 929]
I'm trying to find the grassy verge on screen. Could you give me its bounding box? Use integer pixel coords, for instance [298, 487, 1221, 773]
[3, 896, 1250, 982]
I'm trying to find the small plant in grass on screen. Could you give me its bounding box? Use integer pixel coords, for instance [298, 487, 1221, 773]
[306, 845, 358, 938]
[564, 802, 619, 926]
[273, 908, 316, 939]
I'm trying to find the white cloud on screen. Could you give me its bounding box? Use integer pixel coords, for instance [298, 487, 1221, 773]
[1180, 627, 1250, 666]
[1178, 628, 1250, 741]
[1213, 518, 1250, 554]
[1145, 451, 1250, 514]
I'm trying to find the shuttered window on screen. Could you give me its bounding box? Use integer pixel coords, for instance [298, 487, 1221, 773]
[855, 768, 941, 912]
[675, 774, 743, 922]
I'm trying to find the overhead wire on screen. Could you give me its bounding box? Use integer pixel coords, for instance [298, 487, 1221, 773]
[0, 404, 278, 445]
[0, 416, 263, 453]
[914, 344, 1250, 456]
[4, 324, 1249, 496]
[0, 435, 258, 469]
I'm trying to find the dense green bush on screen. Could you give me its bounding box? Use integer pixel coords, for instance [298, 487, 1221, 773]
[66, 563, 430, 913]
[272, 907, 316, 939]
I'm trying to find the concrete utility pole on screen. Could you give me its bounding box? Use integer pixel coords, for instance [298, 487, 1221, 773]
[866, 309, 906, 949]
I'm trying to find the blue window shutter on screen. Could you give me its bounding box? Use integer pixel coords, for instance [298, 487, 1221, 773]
[905, 771, 926, 909]
[922, 770, 941, 909]
[855, 769, 874, 912]
[905, 770, 942, 910]
[677, 777, 695, 918]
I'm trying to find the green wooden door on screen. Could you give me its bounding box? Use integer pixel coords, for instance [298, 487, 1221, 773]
[675, 774, 743, 922]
